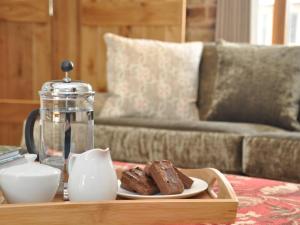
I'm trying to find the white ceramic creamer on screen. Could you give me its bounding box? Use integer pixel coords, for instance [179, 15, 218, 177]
[67, 148, 118, 202]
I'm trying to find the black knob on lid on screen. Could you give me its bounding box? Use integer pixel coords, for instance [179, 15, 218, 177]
[61, 60, 73, 82]
[61, 60, 74, 73]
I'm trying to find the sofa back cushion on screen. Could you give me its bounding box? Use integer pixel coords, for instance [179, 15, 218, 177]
[100, 33, 203, 121]
[204, 41, 300, 130]
[198, 43, 218, 119]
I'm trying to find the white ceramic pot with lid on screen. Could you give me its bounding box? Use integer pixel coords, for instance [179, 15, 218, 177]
[0, 162, 61, 203]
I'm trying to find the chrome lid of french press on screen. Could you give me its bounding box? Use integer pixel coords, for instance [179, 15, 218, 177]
[40, 60, 95, 97]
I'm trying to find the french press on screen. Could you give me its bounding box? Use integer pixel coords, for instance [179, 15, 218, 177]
[25, 60, 95, 193]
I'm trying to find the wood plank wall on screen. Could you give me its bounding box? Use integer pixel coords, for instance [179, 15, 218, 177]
[0, 0, 186, 146]
[0, 0, 50, 146]
[80, 0, 186, 92]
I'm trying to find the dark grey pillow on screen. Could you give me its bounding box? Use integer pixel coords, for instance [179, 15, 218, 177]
[198, 43, 218, 119]
[206, 42, 300, 130]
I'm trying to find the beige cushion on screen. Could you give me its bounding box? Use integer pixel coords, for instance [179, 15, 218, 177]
[94, 92, 110, 116]
[206, 42, 300, 130]
[100, 33, 203, 121]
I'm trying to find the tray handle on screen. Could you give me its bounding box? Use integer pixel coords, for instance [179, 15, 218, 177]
[182, 168, 238, 201]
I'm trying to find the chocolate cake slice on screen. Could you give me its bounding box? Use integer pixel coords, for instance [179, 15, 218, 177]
[121, 167, 159, 195]
[144, 162, 152, 176]
[174, 167, 194, 189]
[149, 160, 184, 195]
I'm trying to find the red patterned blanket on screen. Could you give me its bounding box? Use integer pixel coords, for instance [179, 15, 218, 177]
[114, 161, 300, 225]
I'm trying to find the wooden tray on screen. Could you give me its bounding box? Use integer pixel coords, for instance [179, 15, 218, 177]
[0, 168, 238, 225]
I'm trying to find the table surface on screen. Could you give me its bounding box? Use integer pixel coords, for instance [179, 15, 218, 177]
[114, 161, 300, 225]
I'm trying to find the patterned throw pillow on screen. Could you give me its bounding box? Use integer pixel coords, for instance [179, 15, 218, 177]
[100, 33, 203, 120]
[206, 41, 300, 130]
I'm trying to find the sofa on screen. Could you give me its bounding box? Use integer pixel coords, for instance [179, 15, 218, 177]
[21, 37, 300, 183]
[91, 39, 300, 183]
[93, 99, 300, 183]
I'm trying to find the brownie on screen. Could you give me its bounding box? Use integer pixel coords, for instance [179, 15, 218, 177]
[174, 167, 194, 189]
[121, 167, 159, 195]
[144, 162, 152, 176]
[149, 160, 184, 195]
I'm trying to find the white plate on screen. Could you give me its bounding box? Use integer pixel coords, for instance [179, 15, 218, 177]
[117, 177, 208, 199]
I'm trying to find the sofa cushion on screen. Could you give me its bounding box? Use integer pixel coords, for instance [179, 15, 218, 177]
[100, 33, 203, 121]
[94, 119, 285, 173]
[206, 42, 300, 130]
[198, 43, 218, 119]
[243, 133, 300, 182]
[95, 117, 285, 134]
[94, 124, 244, 173]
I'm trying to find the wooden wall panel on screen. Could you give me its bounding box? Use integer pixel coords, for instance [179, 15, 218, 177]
[0, 0, 50, 145]
[0, 22, 33, 99]
[52, 0, 79, 80]
[0, 22, 8, 99]
[0, 0, 186, 145]
[32, 24, 52, 99]
[81, 26, 119, 92]
[0, 123, 23, 146]
[0, 100, 39, 123]
[0, 0, 48, 23]
[81, 0, 185, 26]
[0, 22, 51, 100]
[97, 27, 120, 91]
[79, 0, 186, 92]
[81, 26, 100, 90]
[0, 0, 51, 100]
[0, 100, 39, 146]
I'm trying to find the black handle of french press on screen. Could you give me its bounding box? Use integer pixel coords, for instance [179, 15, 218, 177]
[25, 109, 40, 156]
[61, 60, 74, 72]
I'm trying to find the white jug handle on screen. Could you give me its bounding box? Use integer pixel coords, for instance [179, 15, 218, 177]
[67, 154, 79, 175]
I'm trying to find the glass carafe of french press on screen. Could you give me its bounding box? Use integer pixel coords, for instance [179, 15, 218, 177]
[25, 60, 95, 198]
